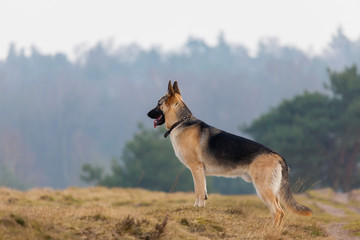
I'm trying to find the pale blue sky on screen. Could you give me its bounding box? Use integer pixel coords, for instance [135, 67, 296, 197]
[1, 0, 359, 60]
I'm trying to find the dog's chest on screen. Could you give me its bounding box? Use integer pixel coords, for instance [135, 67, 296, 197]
[170, 133, 187, 165]
[170, 131, 193, 167]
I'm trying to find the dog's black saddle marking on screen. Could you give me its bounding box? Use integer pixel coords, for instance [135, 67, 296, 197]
[207, 129, 274, 166]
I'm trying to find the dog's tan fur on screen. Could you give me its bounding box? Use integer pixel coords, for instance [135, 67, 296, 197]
[249, 153, 285, 225]
[147, 81, 312, 226]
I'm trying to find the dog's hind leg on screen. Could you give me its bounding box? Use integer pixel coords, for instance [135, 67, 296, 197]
[249, 153, 285, 226]
[255, 186, 284, 226]
[275, 196, 285, 225]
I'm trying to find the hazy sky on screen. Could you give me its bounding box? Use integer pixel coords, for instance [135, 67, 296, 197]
[1, 0, 360, 60]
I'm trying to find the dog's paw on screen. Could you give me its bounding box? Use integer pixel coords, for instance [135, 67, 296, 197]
[194, 199, 205, 207]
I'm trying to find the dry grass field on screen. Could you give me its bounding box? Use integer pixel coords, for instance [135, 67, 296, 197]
[0, 186, 359, 239]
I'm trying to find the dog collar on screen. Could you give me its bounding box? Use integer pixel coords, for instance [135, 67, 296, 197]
[164, 116, 191, 138]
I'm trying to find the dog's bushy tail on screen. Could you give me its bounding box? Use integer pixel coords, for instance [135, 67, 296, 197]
[279, 159, 312, 216]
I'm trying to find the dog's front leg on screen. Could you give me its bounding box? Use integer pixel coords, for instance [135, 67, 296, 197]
[190, 165, 207, 207]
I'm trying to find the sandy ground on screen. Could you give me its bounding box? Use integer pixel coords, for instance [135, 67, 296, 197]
[313, 191, 360, 240]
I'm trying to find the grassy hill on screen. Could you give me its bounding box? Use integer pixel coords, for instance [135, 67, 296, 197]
[0, 187, 359, 239]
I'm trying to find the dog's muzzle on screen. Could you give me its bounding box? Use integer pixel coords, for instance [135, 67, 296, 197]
[147, 107, 165, 128]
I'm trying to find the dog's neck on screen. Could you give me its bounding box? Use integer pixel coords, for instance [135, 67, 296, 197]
[164, 115, 191, 138]
[164, 100, 192, 138]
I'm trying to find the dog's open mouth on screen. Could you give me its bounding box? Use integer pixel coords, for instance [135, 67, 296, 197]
[147, 108, 165, 128]
[153, 114, 164, 128]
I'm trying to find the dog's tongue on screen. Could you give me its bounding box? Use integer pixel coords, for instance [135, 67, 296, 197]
[154, 115, 162, 128]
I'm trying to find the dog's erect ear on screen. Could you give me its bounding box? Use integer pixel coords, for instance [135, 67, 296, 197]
[168, 80, 175, 96]
[173, 81, 181, 95]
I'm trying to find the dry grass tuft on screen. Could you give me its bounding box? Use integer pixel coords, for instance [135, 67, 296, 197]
[114, 215, 167, 240]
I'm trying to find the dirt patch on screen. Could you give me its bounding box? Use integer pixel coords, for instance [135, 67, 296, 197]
[349, 189, 360, 202]
[315, 202, 346, 218]
[333, 193, 349, 204]
[326, 223, 360, 240]
[314, 198, 360, 239]
[348, 206, 360, 214]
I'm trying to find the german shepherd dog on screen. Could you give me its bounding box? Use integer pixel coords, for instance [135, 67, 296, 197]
[147, 81, 312, 225]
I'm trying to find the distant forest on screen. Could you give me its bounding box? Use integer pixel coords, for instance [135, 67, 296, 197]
[1, 29, 360, 189]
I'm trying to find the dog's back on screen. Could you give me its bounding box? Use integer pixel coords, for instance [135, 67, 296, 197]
[206, 124, 275, 166]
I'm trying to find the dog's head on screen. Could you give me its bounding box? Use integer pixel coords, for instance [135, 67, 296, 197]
[147, 81, 187, 129]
